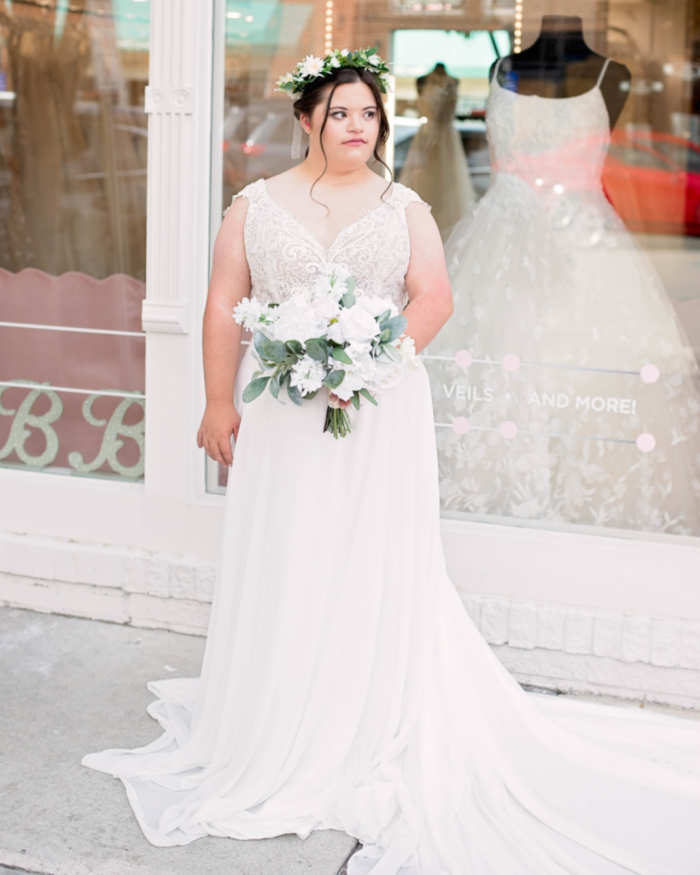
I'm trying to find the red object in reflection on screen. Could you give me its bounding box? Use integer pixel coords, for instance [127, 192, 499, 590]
[602, 131, 700, 235]
[238, 142, 266, 156]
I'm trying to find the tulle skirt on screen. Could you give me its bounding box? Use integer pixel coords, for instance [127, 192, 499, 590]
[83, 344, 700, 874]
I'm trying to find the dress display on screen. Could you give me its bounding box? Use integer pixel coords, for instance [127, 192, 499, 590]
[83, 177, 700, 874]
[398, 66, 475, 240]
[430, 58, 700, 535]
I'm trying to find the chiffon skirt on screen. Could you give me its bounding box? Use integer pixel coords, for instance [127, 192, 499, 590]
[83, 345, 700, 874]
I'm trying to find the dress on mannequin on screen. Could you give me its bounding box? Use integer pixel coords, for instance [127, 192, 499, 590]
[398, 63, 475, 240]
[430, 26, 700, 535]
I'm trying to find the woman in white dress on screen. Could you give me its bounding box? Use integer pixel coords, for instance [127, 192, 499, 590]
[84, 50, 700, 874]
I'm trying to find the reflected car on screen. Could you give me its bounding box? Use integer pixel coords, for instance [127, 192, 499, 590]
[602, 132, 700, 235]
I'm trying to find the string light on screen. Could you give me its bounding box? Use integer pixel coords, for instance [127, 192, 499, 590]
[325, 0, 333, 54]
[514, 0, 523, 53]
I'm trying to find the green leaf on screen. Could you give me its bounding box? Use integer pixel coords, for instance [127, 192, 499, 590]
[340, 291, 356, 308]
[380, 328, 391, 342]
[264, 340, 288, 363]
[382, 315, 407, 343]
[380, 343, 401, 362]
[305, 389, 318, 400]
[305, 338, 328, 363]
[331, 347, 352, 365]
[351, 392, 361, 411]
[323, 369, 346, 390]
[287, 380, 303, 406]
[377, 309, 392, 324]
[269, 372, 281, 399]
[285, 340, 304, 356]
[359, 387, 378, 406]
[253, 331, 268, 358]
[346, 277, 356, 294]
[242, 376, 270, 403]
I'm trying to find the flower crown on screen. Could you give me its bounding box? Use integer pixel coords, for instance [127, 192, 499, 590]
[275, 47, 392, 99]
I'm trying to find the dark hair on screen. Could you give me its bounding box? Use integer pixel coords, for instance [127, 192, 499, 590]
[292, 66, 393, 210]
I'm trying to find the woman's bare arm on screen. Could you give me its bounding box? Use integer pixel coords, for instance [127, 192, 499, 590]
[196, 197, 251, 466]
[402, 202, 453, 351]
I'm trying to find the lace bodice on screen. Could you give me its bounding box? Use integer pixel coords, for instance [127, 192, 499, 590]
[487, 59, 611, 204]
[225, 179, 430, 312]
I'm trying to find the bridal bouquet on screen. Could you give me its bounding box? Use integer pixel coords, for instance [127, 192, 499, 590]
[233, 264, 417, 438]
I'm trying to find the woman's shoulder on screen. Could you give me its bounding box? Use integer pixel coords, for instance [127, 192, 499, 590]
[387, 181, 432, 212]
[223, 178, 267, 216]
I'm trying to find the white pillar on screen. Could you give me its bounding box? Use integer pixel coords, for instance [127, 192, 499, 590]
[142, 0, 214, 517]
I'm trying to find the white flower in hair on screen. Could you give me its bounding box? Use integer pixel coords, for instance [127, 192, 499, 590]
[329, 55, 340, 68]
[299, 55, 324, 77]
[367, 55, 380, 66]
[340, 48, 349, 57]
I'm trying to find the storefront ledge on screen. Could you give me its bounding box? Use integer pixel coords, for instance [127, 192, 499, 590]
[461, 592, 700, 709]
[141, 299, 191, 333]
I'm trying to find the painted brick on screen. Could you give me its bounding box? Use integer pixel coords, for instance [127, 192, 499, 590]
[195, 563, 217, 603]
[98, 549, 126, 589]
[146, 556, 170, 598]
[8, 539, 41, 578]
[593, 613, 623, 659]
[52, 544, 77, 583]
[494, 645, 589, 682]
[564, 609, 594, 654]
[128, 593, 210, 633]
[0, 538, 9, 573]
[123, 555, 148, 594]
[480, 598, 509, 645]
[75, 547, 102, 586]
[650, 618, 683, 668]
[536, 605, 565, 651]
[169, 559, 197, 600]
[0, 574, 127, 623]
[620, 616, 652, 664]
[508, 602, 538, 650]
[680, 623, 700, 671]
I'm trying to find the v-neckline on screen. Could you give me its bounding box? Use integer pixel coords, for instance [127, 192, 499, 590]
[260, 179, 394, 253]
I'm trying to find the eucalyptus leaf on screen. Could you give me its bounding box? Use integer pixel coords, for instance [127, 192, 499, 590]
[359, 387, 378, 406]
[305, 389, 318, 400]
[380, 343, 401, 362]
[351, 392, 361, 411]
[306, 338, 328, 363]
[331, 347, 353, 365]
[377, 309, 392, 324]
[286, 340, 303, 356]
[383, 315, 407, 343]
[269, 372, 281, 399]
[346, 277, 356, 294]
[287, 380, 303, 406]
[340, 291, 356, 308]
[323, 369, 346, 390]
[264, 340, 288, 363]
[380, 328, 391, 342]
[242, 376, 270, 403]
[253, 331, 268, 358]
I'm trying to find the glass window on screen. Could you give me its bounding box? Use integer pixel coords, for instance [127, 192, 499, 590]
[0, 0, 149, 481]
[212, 0, 700, 541]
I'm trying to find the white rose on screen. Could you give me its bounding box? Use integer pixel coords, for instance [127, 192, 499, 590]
[373, 359, 404, 392]
[327, 304, 381, 345]
[356, 294, 398, 319]
[310, 297, 340, 321]
[270, 294, 326, 343]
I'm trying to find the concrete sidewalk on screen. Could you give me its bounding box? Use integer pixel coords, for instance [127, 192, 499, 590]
[0, 607, 357, 875]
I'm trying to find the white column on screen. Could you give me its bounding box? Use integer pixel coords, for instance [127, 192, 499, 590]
[142, 0, 214, 510]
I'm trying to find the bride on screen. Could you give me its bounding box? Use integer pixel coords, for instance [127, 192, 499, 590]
[84, 49, 700, 874]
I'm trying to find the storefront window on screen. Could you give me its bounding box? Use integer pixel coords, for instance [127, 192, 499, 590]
[212, 0, 700, 540]
[0, 0, 149, 481]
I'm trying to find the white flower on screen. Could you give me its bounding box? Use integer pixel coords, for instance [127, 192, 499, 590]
[398, 335, 418, 368]
[356, 294, 398, 319]
[327, 304, 381, 345]
[277, 73, 294, 86]
[368, 55, 380, 66]
[290, 355, 326, 395]
[329, 55, 340, 68]
[313, 263, 351, 303]
[311, 296, 340, 321]
[340, 48, 349, 57]
[233, 297, 278, 333]
[379, 72, 392, 92]
[373, 359, 404, 392]
[269, 294, 326, 343]
[299, 55, 324, 77]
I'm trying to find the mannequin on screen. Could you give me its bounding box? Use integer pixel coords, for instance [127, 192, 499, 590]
[399, 62, 475, 240]
[489, 15, 631, 127]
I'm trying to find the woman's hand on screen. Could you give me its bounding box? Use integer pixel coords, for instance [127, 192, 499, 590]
[197, 401, 241, 467]
[328, 393, 353, 410]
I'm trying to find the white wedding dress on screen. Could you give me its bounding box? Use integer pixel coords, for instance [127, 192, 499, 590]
[431, 58, 700, 535]
[83, 177, 700, 874]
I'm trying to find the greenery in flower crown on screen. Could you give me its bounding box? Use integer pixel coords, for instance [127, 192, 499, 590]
[275, 47, 392, 98]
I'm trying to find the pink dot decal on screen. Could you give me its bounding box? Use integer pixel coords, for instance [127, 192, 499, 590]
[499, 421, 518, 439]
[452, 416, 470, 435]
[454, 349, 473, 368]
[502, 353, 521, 373]
[636, 433, 656, 453]
[640, 364, 660, 384]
